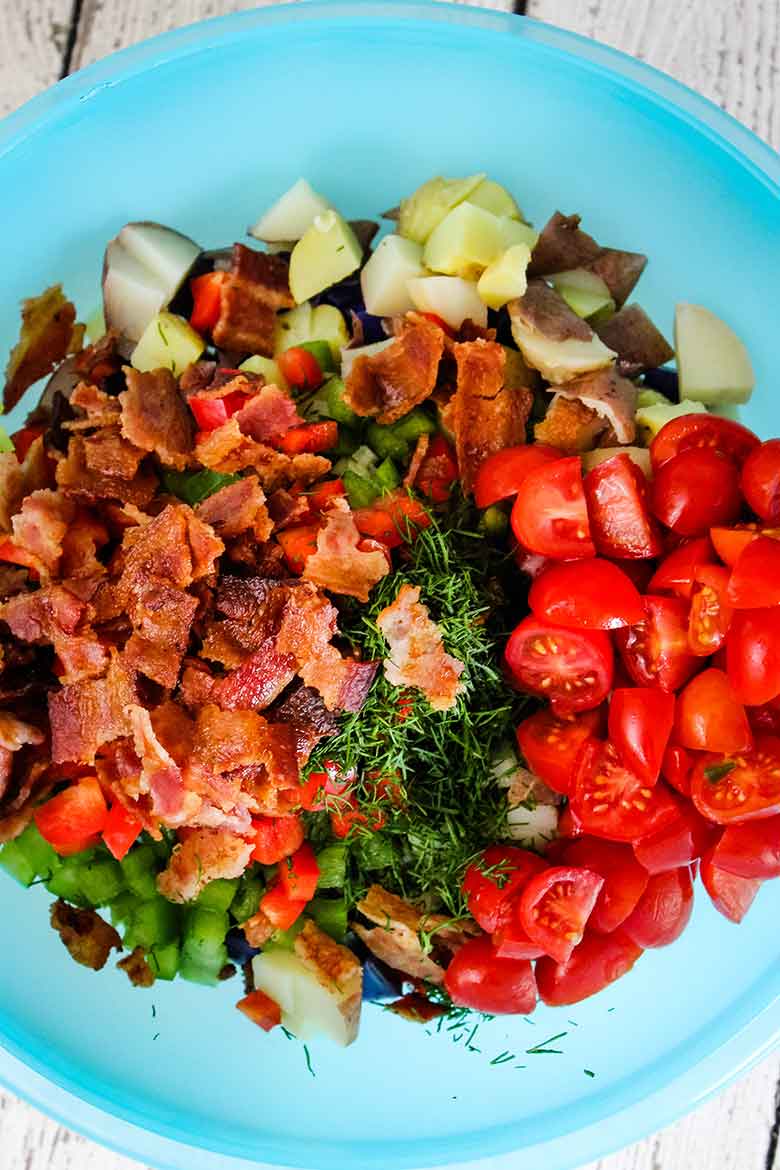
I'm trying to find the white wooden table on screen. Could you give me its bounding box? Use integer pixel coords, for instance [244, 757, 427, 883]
[1, 1, 779, 1167]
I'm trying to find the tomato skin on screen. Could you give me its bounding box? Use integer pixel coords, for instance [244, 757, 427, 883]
[101, 802, 143, 862]
[560, 837, 649, 934]
[712, 815, 780, 878]
[688, 565, 732, 655]
[536, 929, 643, 1007]
[710, 525, 768, 567]
[250, 814, 304, 865]
[726, 608, 780, 707]
[571, 739, 680, 843]
[583, 453, 663, 560]
[614, 596, 699, 694]
[651, 449, 742, 536]
[517, 866, 604, 964]
[741, 439, 780, 522]
[650, 414, 760, 470]
[608, 688, 675, 786]
[492, 916, 545, 960]
[649, 537, 715, 600]
[515, 708, 603, 796]
[690, 735, 780, 824]
[444, 935, 538, 1015]
[674, 668, 752, 755]
[474, 444, 560, 509]
[700, 848, 761, 923]
[528, 559, 644, 631]
[34, 776, 109, 856]
[622, 867, 694, 948]
[633, 800, 716, 873]
[747, 696, 780, 736]
[416, 435, 458, 503]
[727, 535, 780, 608]
[277, 347, 323, 390]
[511, 457, 595, 560]
[190, 396, 230, 431]
[661, 744, 694, 796]
[504, 616, 614, 715]
[462, 845, 547, 933]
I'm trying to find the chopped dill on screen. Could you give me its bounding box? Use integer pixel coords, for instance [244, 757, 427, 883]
[303, 1044, 315, 1077]
[584, 1069, 596, 1078]
[526, 1031, 568, 1055]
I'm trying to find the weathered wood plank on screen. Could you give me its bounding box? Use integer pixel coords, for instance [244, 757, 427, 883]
[0, 0, 74, 117]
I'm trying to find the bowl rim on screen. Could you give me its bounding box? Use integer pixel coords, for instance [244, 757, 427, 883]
[1, 5, 779, 1169]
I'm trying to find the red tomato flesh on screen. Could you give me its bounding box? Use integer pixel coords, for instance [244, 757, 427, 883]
[189, 271, 225, 334]
[504, 616, 613, 715]
[416, 435, 458, 503]
[34, 776, 109, 856]
[528, 558, 644, 630]
[444, 935, 537, 1015]
[276, 421, 337, 455]
[516, 865, 604, 964]
[515, 707, 603, 796]
[260, 882, 307, 930]
[700, 848, 761, 923]
[741, 439, 780, 522]
[511, 457, 595, 559]
[650, 414, 759, 470]
[276, 523, 320, 574]
[674, 668, 752, 755]
[661, 744, 694, 796]
[690, 735, 780, 824]
[614, 595, 699, 693]
[727, 535, 780, 608]
[583, 453, 663, 559]
[688, 564, 732, 655]
[353, 492, 430, 547]
[651, 449, 742, 536]
[608, 687, 675, 786]
[277, 346, 323, 390]
[536, 929, 643, 1007]
[712, 815, 780, 879]
[727, 608, 780, 706]
[633, 801, 716, 873]
[560, 837, 649, 934]
[474, 444, 560, 509]
[461, 844, 547, 933]
[571, 740, 680, 843]
[621, 867, 694, 948]
[649, 537, 714, 600]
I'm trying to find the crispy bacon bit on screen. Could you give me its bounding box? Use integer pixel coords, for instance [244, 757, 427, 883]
[11, 490, 76, 577]
[120, 367, 194, 471]
[303, 498, 390, 602]
[117, 946, 157, 987]
[206, 576, 291, 657]
[0, 454, 24, 533]
[534, 395, 607, 452]
[2, 583, 85, 641]
[242, 910, 275, 947]
[404, 433, 430, 489]
[194, 705, 299, 788]
[266, 487, 310, 531]
[179, 361, 218, 395]
[74, 332, 122, 384]
[124, 584, 199, 688]
[452, 339, 531, 494]
[119, 503, 223, 598]
[377, 584, 465, 711]
[353, 885, 461, 985]
[157, 826, 253, 903]
[82, 428, 145, 479]
[4, 286, 84, 412]
[270, 682, 339, 742]
[528, 212, 601, 277]
[344, 317, 444, 424]
[127, 703, 199, 825]
[49, 652, 137, 764]
[0, 712, 44, 800]
[212, 245, 295, 356]
[56, 436, 158, 506]
[552, 366, 638, 446]
[59, 512, 109, 581]
[196, 475, 272, 541]
[196, 416, 286, 474]
[178, 660, 217, 708]
[234, 384, 302, 442]
[68, 381, 122, 428]
[214, 643, 297, 711]
[388, 993, 448, 1023]
[50, 900, 121, 971]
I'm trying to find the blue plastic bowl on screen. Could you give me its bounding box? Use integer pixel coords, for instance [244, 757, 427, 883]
[1, 5, 779, 1169]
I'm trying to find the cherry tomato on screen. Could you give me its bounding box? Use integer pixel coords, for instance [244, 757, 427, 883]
[560, 837, 649, 934]
[710, 523, 780, 567]
[741, 439, 780, 522]
[516, 866, 604, 964]
[277, 347, 323, 390]
[691, 735, 780, 824]
[416, 435, 458, 503]
[462, 844, 547, 933]
[571, 739, 680, 842]
[661, 744, 694, 797]
[528, 558, 644, 631]
[651, 449, 742, 536]
[536, 929, 643, 1007]
[622, 867, 694, 948]
[747, 696, 780, 737]
[727, 535, 780, 608]
[511, 457, 595, 559]
[726, 608, 780, 706]
[648, 537, 715, 600]
[633, 800, 716, 873]
[712, 815, 780, 879]
[650, 414, 759, 470]
[700, 848, 761, 923]
[515, 708, 603, 796]
[674, 668, 752, 755]
[614, 595, 699, 693]
[608, 687, 675, 786]
[688, 565, 732, 655]
[34, 776, 108, 856]
[583, 453, 663, 559]
[443, 935, 537, 1015]
[474, 444, 560, 509]
[504, 616, 613, 715]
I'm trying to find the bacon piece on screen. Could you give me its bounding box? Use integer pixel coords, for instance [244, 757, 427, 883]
[119, 503, 223, 598]
[124, 583, 199, 688]
[56, 436, 158, 506]
[303, 498, 389, 602]
[157, 827, 253, 903]
[289, 453, 331, 486]
[376, 584, 464, 712]
[214, 642, 297, 711]
[344, 317, 444, 424]
[196, 475, 272, 541]
[266, 488, 310, 531]
[0, 758, 54, 843]
[213, 245, 295, 356]
[527, 212, 601, 277]
[0, 454, 24, 533]
[243, 910, 275, 947]
[49, 653, 137, 764]
[127, 703, 198, 825]
[269, 682, 338, 763]
[552, 366, 638, 445]
[205, 576, 291, 657]
[194, 705, 299, 789]
[353, 885, 469, 985]
[59, 511, 109, 581]
[0, 713, 44, 802]
[119, 367, 194, 471]
[50, 901, 121, 971]
[118, 947, 156, 987]
[68, 380, 122, 428]
[534, 395, 608, 452]
[178, 660, 217, 708]
[3, 579, 107, 681]
[451, 339, 531, 495]
[195, 417, 288, 477]
[11, 490, 76, 577]
[82, 428, 145, 479]
[234, 384, 302, 442]
[179, 361, 218, 395]
[74, 332, 122, 384]
[4, 286, 84, 412]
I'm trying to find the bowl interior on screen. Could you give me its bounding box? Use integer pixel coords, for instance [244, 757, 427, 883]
[1, 6, 779, 1169]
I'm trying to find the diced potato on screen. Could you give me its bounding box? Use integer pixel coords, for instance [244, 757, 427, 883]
[239, 354, 289, 391]
[131, 312, 205, 378]
[250, 178, 333, 242]
[398, 173, 485, 244]
[506, 802, 559, 851]
[103, 240, 168, 343]
[423, 202, 505, 279]
[289, 211, 363, 304]
[360, 235, 426, 316]
[499, 218, 539, 251]
[549, 268, 615, 319]
[117, 222, 201, 304]
[581, 445, 652, 477]
[407, 275, 488, 329]
[467, 178, 524, 221]
[509, 321, 615, 384]
[311, 304, 350, 360]
[635, 397, 708, 441]
[636, 388, 672, 409]
[675, 303, 755, 405]
[340, 338, 394, 382]
[273, 302, 313, 354]
[478, 244, 531, 309]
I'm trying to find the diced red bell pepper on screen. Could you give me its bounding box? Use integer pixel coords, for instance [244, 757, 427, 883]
[190, 396, 229, 431]
[189, 271, 226, 334]
[260, 881, 308, 930]
[236, 988, 282, 1031]
[308, 478, 346, 512]
[276, 523, 321, 574]
[278, 842, 320, 902]
[418, 311, 455, 338]
[416, 435, 458, 503]
[34, 775, 109, 856]
[11, 424, 46, 463]
[275, 421, 338, 456]
[353, 492, 431, 547]
[102, 801, 143, 861]
[277, 347, 323, 390]
[330, 794, 386, 839]
[250, 814, 304, 865]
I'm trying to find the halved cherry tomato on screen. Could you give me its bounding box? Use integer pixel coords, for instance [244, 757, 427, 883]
[101, 802, 143, 862]
[674, 668, 752, 755]
[416, 435, 458, 503]
[308, 478, 346, 512]
[614, 595, 699, 693]
[259, 882, 307, 930]
[712, 815, 780, 878]
[492, 913, 545, 960]
[691, 735, 780, 824]
[276, 523, 320, 574]
[277, 346, 323, 390]
[443, 935, 537, 1014]
[621, 867, 694, 948]
[536, 929, 643, 1006]
[189, 271, 226, 334]
[726, 608, 780, 706]
[462, 844, 547, 933]
[700, 848, 761, 923]
[277, 842, 320, 902]
[515, 707, 603, 796]
[236, 988, 282, 1032]
[557, 803, 584, 841]
[353, 492, 430, 547]
[513, 548, 554, 579]
[34, 776, 109, 856]
[688, 564, 732, 655]
[651, 449, 742, 536]
[571, 740, 680, 843]
[474, 444, 560, 509]
[250, 814, 304, 865]
[511, 457, 595, 559]
[741, 439, 780, 522]
[583, 453, 663, 559]
[661, 744, 694, 796]
[608, 688, 675, 786]
[275, 421, 337, 455]
[648, 537, 715, 599]
[528, 559, 644, 630]
[504, 616, 613, 715]
[560, 837, 649, 934]
[710, 524, 768, 567]
[633, 800, 716, 873]
[650, 414, 760, 470]
[727, 535, 780, 608]
[516, 866, 603, 964]
[748, 696, 780, 736]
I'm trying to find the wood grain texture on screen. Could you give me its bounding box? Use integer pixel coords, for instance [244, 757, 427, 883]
[0, 0, 73, 117]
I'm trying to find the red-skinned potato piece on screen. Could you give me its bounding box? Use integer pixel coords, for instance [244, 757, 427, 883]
[461, 844, 547, 934]
[504, 616, 613, 715]
[474, 444, 561, 509]
[690, 735, 780, 825]
[621, 867, 694, 948]
[650, 413, 759, 471]
[517, 865, 604, 964]
[560, 837, 649, 934]
[583, 453, 663, 560]
[511, 457, 595, 560]
[536, 929, 643, 1007]
[528, 558, 644, 630]
[443, 935, 537, 1015]
[651, 449, 742, 537]
[741, 439, 780, 523]
[614, 595, 699, 694]
[674, 668, 752, 755]
[649, 537, 715, 600]
[608, 687, 675, 786]
[515, 707, 604, 796]
[571, 739, 680, 843]
[633, 800, 717, 873]
[700, 848, 761, 923]
[726, 608, 780, 707]
[712, 815, 780, 879]
[727, 536, 780, 608]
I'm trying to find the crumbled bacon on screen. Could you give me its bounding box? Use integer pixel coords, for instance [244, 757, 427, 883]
[178, 660, 217, 708]
[49, 652, 137, 763]
[157, 827, 253, 903]
[196, 475, 272, 541]
[234, 384, 302, 442]
[83, 428, 145, 479]
[376, 584, 464, 711]
[68, 381, 122, 429]
[120, 367, 194, 471]
[118, 947, 156, 987]
[50, 901, 121, 971]
[179, 361, 218, 395]
[0, 712, 44, 798]
[0, 454, 24, 533]
[194, 705, 299, 788]
[303, 498, 389, 602]
[212, 245, 295, 356]
[451, 339, 532, 494]
[214, 643, 297, 711]
[266, 487, 310, 531]
[127, 703, 198, 824]
[74, 332, 122, 385]
[195, 419, 330, 490]
[56, 436, 158, 506]
[2, 583, 85, 641]
[353, 885, 468, 985]
[0, 758, 54, 844]
[533, 395, 607, 452]
[119, 503, 223, 598]
[124, 583, 199, 688]
[11, 490, 76, 577]
[4, 286, 84, 412]
[344, 317, 444, 424]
